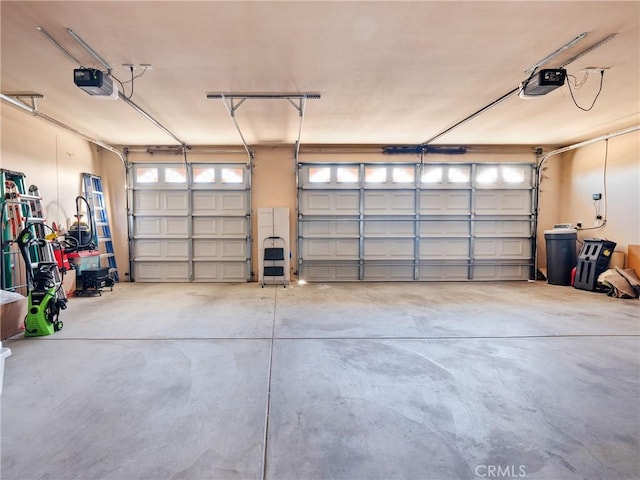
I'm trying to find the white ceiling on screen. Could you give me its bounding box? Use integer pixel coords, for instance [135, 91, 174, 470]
[1, 1, 639, 148]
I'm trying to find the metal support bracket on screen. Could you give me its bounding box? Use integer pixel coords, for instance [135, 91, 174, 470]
[2, 93, 44, 111]
[208, 92, 319, 162]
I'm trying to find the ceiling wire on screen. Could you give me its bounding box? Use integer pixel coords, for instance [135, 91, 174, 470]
[576, 138, 609, 232]
[566, 70, 605, 112]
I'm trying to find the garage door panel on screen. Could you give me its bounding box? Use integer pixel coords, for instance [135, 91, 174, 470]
[193, 261, 248, 282]
[192, 190, 217, 212]
[135, 239, 161, 258]
[301, 220, 359, 238]
[192, 191, 248, 216]
[335, 192, 359, 212]
[193, 239, 246, 260]
[364, 191, 415, 215]
[134, 262, 189, 282]
[166, 240, 189, 257]
[475, 191, 531, 215]
[420, 191, 471, 215]
[166, 193, 189, 211]
[473, 264, 529, 280]
[420, 219, 470, 236]
[364, 220, 414, 236]
[193, 239, 218, 258]
[135, 239, 189, 259]
[134, 190, 189, 215]
[417, 264, 469, 281]
[221, 217, 248, 236]
[134, 217, 190, 237]
[420, 238, 470, 259]
[192, 217, 247, 237]
[134, 191, 161, 213]
[475, 219, 531, 237]
[221, 192, 247, 214]
[303, 239, 359, 260]
[134, 217, 162, 237]
[474, 238, 531, 259]
[364, 264, 414, 281]
[300, 191, 359, 215]
[302, 191, 330, 211]
[302, 264, 359, 281]
[364, 239, 413, 259]
[165, 217, 188, 235]
[222, 240, 247, 259]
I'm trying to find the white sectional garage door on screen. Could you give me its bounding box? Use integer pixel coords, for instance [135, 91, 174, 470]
[298, 162, 535, 281]
[131, 162, 250, 282]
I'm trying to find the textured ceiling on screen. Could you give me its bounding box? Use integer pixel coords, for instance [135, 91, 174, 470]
[1, 1, 639, 148]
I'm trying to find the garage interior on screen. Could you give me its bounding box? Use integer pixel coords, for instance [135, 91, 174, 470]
[1, 2, 639, 480]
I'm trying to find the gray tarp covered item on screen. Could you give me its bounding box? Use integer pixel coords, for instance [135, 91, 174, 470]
[597, 267, 640, 299]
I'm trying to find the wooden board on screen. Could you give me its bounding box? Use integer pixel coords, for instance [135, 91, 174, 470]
[628, 245, 640, 274]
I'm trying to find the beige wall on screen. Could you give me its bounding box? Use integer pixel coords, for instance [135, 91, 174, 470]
[1, 105, 100, 229]
[250, 146, 298, 276]
[558, 132, 640, 264]
[98, 148, 129, 279]
[536, 150, 563, 271]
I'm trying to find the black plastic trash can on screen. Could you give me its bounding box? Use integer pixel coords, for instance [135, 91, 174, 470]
[544, 228, 577, 285]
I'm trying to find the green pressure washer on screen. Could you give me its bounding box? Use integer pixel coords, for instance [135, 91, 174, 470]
[17, 225, 67, 336]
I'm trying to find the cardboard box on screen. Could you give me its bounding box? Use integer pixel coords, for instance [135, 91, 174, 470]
[62, 268, 77, 297]
[628, 245, 640, 274]
[0, 291, 27, 340]
[610, 251, 625, 269]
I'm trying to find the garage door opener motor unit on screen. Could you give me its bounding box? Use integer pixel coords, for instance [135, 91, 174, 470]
[520, 68, 566, 97]
[74, 68, 114, 96]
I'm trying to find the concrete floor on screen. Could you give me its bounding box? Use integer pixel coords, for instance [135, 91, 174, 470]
[1, 281, 639, 480]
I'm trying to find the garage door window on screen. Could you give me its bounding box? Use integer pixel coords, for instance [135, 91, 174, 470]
[165, 167, 187, 183]
[309, 167, 331, 183]
[501, 166, 527, 184]
[421, 166, 442, 184]
[392, 167, 414, 183]
[221, 167, 243, 184]
[447, 166, 470, 184]
[365, 167, 387, 183]
[193, 167, 216, 183]
[476, 166, 499, 184]
[337, 167, 359, 183]
[135, 167, 159, 184]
